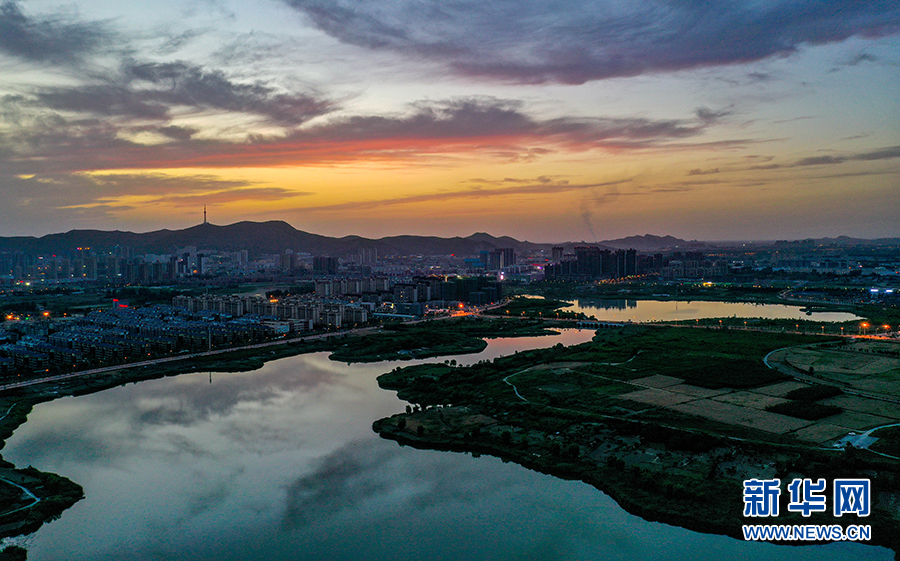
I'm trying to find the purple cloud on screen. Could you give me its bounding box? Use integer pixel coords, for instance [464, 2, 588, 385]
[0, 1, 111, 63]
[25, 61, 334, 125]
[285, 0, 900, 84]
[0, 97, 727, 174]
[795, 145, 900, 166]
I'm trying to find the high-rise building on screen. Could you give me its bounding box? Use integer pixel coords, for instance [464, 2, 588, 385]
[625, 249, 637, 277]
[280, 250, 299, 272]
[575, 246, 602, 277]
[480, 248, 517, 271]
[358, 248, 378, 265]
[313, 256, 338, 275]
[393, 283, 418, 304]
[551, 246, 564, 263]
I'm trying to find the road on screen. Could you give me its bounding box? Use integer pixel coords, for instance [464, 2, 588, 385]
[763, 342, 900, 406]
[0, 476, 40, 518]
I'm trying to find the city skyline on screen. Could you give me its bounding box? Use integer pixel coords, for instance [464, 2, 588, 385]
[0, 0, 898, 241]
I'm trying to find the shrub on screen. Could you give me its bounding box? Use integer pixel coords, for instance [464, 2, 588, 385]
[785, 384, 842, 401]
[766, 401, 841, 420]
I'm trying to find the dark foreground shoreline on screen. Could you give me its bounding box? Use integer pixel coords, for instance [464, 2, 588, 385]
[374, 409, 900, 556]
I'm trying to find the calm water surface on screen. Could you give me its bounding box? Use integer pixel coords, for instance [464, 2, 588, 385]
[2, 330, 887, 560]
[565, 299, 861, 323]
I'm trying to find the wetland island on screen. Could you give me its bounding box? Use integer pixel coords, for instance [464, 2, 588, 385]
[373, 313, 900, 555]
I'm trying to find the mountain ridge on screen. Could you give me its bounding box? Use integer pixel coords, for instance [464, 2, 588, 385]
[0, 221, 894, 257]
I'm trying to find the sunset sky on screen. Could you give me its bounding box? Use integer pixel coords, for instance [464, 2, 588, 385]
[0, 0, 898, 242]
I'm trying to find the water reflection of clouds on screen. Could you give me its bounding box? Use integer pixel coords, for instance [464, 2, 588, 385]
[9, 352, 377, 469]
[162, 432, 214, 459]
[279, 439, 669, 561]
[282, 438, 538, 532]
[217, 418, 304, 452]
[109, 351, 362, 430]
[283, 439, 396, 528]
[184, 465, 247, 517]
[137, 397, 206, 428]
[12, 420, 130, 465]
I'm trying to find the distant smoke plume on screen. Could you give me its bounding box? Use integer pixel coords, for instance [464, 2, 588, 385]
[581, 208, 597, 243]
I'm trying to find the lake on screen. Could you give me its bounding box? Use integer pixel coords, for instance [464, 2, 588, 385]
[564, 299, 862, 323]
[2, 329, 888, 560]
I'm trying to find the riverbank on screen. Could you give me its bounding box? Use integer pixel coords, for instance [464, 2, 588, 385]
[328, 318, 560, 362]
[374, 410, 900, 552]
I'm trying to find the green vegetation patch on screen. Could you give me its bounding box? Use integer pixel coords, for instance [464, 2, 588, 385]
[784, 384, 843, 401]
[378, 363, 454, 391]
[604, 327, 816, 388]
[483, 297, 582, 319]
[0, 466, 83, 540]
[331, 318, 557, 362]
[510, 369, 633, 411]
[869, 426, 900, 457]
[662, 357, 784, 389]
[765, 401, 842, 421]
[378, 326, 818, 415]
[0, 545, 27, 561]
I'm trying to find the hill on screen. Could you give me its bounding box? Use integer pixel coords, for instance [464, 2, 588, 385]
[0, 221, 549, 258]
